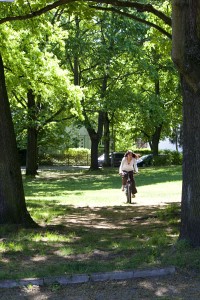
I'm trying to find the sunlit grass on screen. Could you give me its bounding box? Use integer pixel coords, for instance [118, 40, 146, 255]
[25, 166, 182, 213]
[0, 166, 187, 280]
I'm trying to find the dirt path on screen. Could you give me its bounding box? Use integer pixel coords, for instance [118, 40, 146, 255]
[0, 270, 200, 299]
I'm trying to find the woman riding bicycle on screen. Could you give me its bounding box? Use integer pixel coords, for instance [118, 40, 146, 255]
[119, 150, 138, 198]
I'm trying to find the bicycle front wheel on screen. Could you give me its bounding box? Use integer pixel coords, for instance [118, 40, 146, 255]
[126, 183, 131, 203]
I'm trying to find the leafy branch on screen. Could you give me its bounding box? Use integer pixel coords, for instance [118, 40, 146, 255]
[0, 0, 171, 41]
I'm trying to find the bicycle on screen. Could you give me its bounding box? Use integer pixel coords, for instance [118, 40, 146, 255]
[122, 171, 132, 204]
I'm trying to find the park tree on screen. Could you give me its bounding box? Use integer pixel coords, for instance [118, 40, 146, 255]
[171, 1, 200, 246]
[5, 17, 83, 176]
[0, 3, 83, 224]
[61, 11, 146, 169]
[106, 20, 181, 154]
[0, 53, 37, 226]
[127, 30, 181, 155]
[94, 0, 200, 247]
[61, 14, 107, 170]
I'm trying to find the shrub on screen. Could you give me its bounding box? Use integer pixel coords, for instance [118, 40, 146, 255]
[39, 148, 91, 166]
[38, 153, 54, 165]
[160, 150, 183, 166]
[153, 154, 172, 166]
[134, 148, 152, 156]
[171, 151, 183, 165]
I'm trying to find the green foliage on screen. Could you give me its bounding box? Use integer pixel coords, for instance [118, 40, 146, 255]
[134, 148, 152, 156]
[147, 150, 182, 166]
[162, 239, 200, 270]
[112, 1, 180, 149]
[0, 1, 181, 159]
[171, 151, 183, 165]
[64, 147, 90, 156]
[62, 11, 149, 146]
[1, 16, 84, 155]
[161, 150, 183, 165]
[153, 154, 172, 166]
[157, 203, 180, 221]
[38, 153, 54, 166]
[39, 148, 91, 166]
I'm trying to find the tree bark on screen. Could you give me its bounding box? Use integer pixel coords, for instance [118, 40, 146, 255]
[90, 132, 100, 170]
[150, 78, 162, 156]
[172, 0, 200, 245]
[85, 110, 105, 170]
[0, 54, 37, 226]
[179, 76, 200, 246]
[149, 125, 162, 156]
[26, 89, 38, 176]
[103, 112, 110, 167]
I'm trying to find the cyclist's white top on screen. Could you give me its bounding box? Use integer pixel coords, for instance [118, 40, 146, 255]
[119, 157, 138, 174]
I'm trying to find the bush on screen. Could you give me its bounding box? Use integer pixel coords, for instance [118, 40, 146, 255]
[64, 148, 90, 156]
[38, 153, 54, 165]
[134, 148, 152, 156]
[171, 151, 183, 165]
[39, 148, 91, 166]
[160, 150, 183, 166]
[153, 154, 172, 166]
[131, 148, 152, 159]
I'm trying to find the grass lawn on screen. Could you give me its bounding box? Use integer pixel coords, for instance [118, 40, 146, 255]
[0, 165, 199, 280]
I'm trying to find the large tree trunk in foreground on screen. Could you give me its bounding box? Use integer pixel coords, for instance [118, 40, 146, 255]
[0, 54, 37, 227]
[180, 77, 200, 246]
[172, 0, 200, 246]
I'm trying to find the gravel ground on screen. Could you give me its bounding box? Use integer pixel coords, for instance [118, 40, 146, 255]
[0, 270, 200, 300]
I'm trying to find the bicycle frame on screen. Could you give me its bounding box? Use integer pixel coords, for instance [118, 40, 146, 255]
[123, 171, 132, 203]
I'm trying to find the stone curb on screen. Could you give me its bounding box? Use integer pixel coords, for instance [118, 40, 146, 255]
[0, 266, 176, 288]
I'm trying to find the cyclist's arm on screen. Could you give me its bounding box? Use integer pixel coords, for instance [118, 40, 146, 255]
[133, 158, 138, 173]
[119, 157, 125, 174]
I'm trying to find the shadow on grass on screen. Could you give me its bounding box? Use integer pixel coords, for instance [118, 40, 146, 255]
[0, 200, 181, 280]
[1, 166, 182, 280]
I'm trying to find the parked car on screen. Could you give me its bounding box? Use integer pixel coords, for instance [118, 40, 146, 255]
[111, 152, 124, 167]
[137, 154, 153, 167]
[98, 152, 124, 167]
[98, 153, 106, 167]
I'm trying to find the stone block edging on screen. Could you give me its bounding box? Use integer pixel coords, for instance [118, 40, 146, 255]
[0, 266, 176, 288]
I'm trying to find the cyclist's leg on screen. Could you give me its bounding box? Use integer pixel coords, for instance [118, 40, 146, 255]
[122, 172, 127, 191]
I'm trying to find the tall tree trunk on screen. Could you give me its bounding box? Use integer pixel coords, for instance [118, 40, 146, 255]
[151, 125, 162, 155]
[103, 112, 110, 167]
[26, 89, 38, 176]
[150, 125, 163, 156]
[172, 0, 200, 245]
[179, 77, 200, 246]
[0, 54, 37, 226]
[74, 16, 80, 86]
[174, 128, 179, 151]
[90, 134, 100, 170]
[151, 78, 162, 155]
[85, 111, 105, 170]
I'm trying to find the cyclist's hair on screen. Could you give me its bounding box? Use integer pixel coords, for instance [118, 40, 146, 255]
[124, 150, 137, 158]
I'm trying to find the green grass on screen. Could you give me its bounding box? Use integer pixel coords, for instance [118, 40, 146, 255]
[0, 165, 198, 280]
